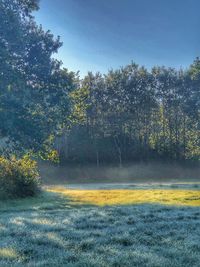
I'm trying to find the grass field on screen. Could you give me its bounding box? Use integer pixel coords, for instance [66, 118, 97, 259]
[47, 187, 200, 206]
[0, 184, 200, 266]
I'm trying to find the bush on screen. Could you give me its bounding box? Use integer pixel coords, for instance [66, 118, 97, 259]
[0, 155, 41, 199]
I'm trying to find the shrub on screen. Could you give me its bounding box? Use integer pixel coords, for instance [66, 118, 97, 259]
[0, 155, 41, 199]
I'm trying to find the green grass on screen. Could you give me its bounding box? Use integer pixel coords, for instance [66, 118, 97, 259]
[47, 187, 200, 206]
[0, 185, 200, 266]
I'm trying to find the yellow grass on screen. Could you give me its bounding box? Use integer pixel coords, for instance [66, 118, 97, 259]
[0, 248, 18, 259]
[47, 187, 200, 207]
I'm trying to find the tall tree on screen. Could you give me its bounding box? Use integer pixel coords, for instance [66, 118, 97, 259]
[0, 0, 76, 156]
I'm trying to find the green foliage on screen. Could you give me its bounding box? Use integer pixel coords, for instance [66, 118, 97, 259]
[62, 60, 200, 165]
[0, 0, 199, 165]
[70, 86, 90, 124]
[0, 0, 77, 156]
[0, 155, 41, 199]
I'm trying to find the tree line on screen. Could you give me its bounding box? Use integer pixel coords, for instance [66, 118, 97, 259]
[0, 0, 199, 166]
[58, 60, 200, 165]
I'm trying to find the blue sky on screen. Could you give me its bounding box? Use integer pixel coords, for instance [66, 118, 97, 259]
[35, 0, 200, 76]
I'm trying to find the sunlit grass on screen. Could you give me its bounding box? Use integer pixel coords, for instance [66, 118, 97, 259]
[0, 185, 200, 266]
[47, 188, 200, 206]
[0, 248, 18, 259]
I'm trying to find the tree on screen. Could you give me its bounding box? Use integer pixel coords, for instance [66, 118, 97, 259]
[0, 0, 76, 156]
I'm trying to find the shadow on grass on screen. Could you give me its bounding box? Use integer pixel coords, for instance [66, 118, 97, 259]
[0, 191, 200, 266]
[0, 190, 95, 214]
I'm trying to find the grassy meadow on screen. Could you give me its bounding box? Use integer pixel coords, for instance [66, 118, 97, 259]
[0, 183, 200, 267]
[47, 187, 200, 206]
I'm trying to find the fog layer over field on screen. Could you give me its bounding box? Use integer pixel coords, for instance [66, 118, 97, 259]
[39, 161, 200, 185]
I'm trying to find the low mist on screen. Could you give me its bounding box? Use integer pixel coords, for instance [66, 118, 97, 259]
[38, 161, 200, 185]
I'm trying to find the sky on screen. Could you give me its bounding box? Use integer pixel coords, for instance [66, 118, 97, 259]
[35, 0, 200, 76]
